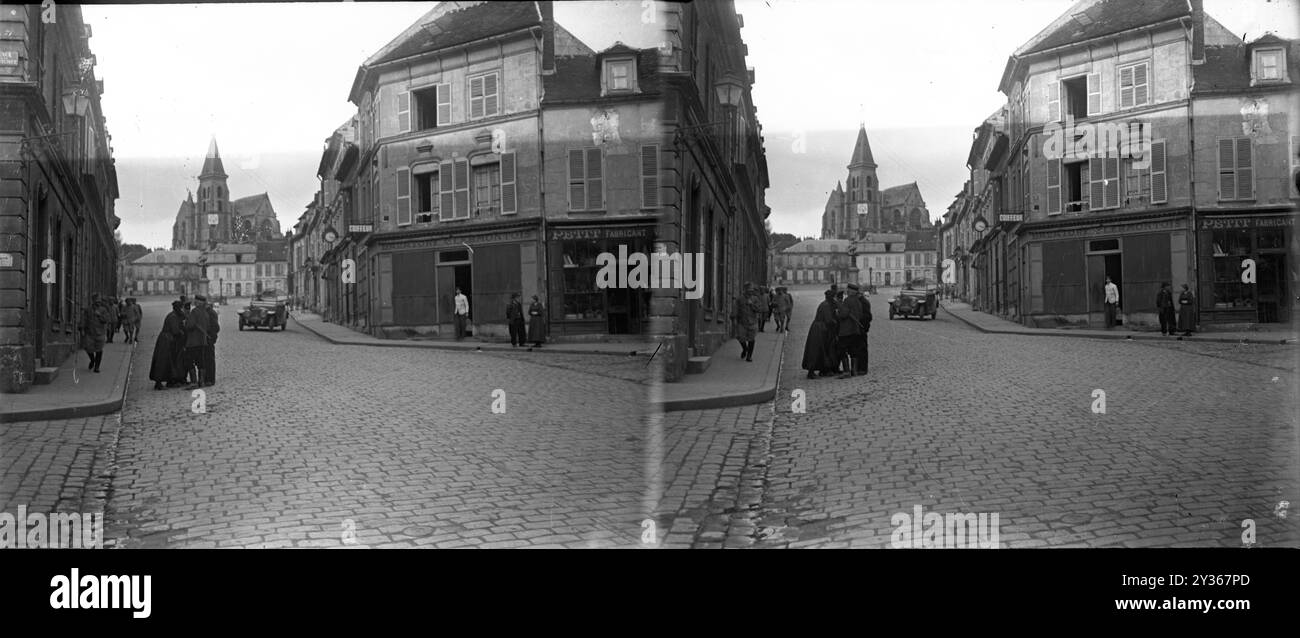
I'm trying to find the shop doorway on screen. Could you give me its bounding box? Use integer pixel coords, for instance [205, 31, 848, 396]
[605, 288, 643, 335]
[1256, 253, 1285, 323]
[1087, 248, 1122, 327]
[436, 262, 473, 333]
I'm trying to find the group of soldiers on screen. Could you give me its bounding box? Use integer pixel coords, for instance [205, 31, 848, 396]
[731, 284, 793, 362]
[148, 295, 220, 390]
[801, 283, 872, 379]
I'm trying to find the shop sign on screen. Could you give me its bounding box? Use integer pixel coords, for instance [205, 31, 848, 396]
[549, 226, 652, 242]
[388, 228, 536, 251]
[1030, 218, 1186, 241]
[998, 214, 1023, 223]
[1199, 216, 1295, 230]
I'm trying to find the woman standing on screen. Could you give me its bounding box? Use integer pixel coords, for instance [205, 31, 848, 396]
[1177, 283, 1196, 337]
[527, 295, 546, 348]
[801, 289, 838, 379]
[149, 301, 188, 389]
[78, 294, 112, 373]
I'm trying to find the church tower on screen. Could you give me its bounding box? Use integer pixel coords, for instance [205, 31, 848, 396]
[196, 137, 232, 248]
[845, 125, 879, 234]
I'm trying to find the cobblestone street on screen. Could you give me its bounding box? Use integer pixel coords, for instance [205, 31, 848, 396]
[659, 287, 1300, 548]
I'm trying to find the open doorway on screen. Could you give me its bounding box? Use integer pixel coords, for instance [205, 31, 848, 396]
[1256, 253, 1285, 323]
[1087, 249, 1123, 327]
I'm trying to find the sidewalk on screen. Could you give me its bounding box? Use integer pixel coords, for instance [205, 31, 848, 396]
[289, 311, 656, 356]
[0, 341, 137, 423]
[653, 330, 786, 412]
[941, 301, 1299, 345]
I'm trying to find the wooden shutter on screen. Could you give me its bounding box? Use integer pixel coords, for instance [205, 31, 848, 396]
[1086, 72, 1101, 116]
[1047, 80, 1060, 122]
[1133, 63, 1149, 106]
[436, 83, 451, 126]
[397, 91, 410, 133]
[641, 144, 660, 208]
[469, 76, 484, 119]
[500, 151, 517, 214]
[454, 158, 470, 218]
[1104, 156, 1120, 208]
[1235, 137, 1252, 200]
[1218, 138, 1236, 200]
[1150, 140, 1167, 203]
[439, 160, 454, 220]
[483, 73, 499, 116]
[1047, 158, 1061, 214]
[396, 168, 411, 225]
[1119, 66, 1134, 109]
[585, 147, 603, 210]
[429, 166, 441, 216]
[568, 149, 586, 210]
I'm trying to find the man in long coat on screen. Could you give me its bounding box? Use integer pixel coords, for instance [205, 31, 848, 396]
[150, 301, 188, 389]
[1155, 282, 1175, 336]
[79, 293, 111, 373]
[773, 287, 793, 333]
[757, 286, 771, 332]
[835, 283, 871, 378]
[801, 289, 838, 379]
[506, 293, 526, 347]
[184, 295, 214, 388]
[202, 298, 219, 386]
[733, 283, 761, 362]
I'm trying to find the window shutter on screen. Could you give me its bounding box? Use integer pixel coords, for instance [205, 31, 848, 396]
[469, 76, 484, 119]
[1047, 80, 1060, 122]
[1086, 72, 1101, 116]
[1082, 158, 1098, 210]
[483, 73, 499, 116]
[585, 147, 603, 210]
[640, 144, 660, 208]
[1235, 137, 1252, 200]
[1150, 140, 1167, 203]
[429, 166, 441, 216]
[568, 149, 586, 210]
[397, 91, 410, 133]
[1218, 138, 1236, 199]
[454, 158, 470, 218]
[1119, 66, 1134, 109]
[439, 160, 454, 220]
[1133, 63, 1149, 106]
[436, 83, 451, 126]
[1104, 156, 1120, 208]
[1047, 157, 1061, 214]
[397, 168, 411, 225]
[501, 151, 517, 214]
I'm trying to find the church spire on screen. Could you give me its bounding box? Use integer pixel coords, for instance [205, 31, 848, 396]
[848, 124, 876, 169]
[200, 136, 227, 179]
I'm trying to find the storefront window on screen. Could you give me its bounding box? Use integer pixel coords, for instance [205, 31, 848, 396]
[560, 239, 605, 320]
[1209, 229, 1254, 309]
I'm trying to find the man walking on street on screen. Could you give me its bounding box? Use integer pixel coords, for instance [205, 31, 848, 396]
[757, 286, 771, 332]
[183, 295, 213, 389]
[1156, 282, 1175, 336]
[773, 286, 793, 333]
[453, 287, 470, 340]
[1103, 276, 1120, 329]
[733, 283, 761, 362]
[125, 298, 143, 344]
[836, 283, 870, 378]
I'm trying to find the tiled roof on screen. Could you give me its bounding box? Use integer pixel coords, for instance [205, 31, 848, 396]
[232, 193, 276, 221]
[542, 47, 660, 102]
[370, 2, 541, 66]
[133, 250, 202, 264]
[784, 239, 852, 253]
[1194, 36, 1299, 93]
[882, 182, 924, 207]
[1017, 0, 1189, 56]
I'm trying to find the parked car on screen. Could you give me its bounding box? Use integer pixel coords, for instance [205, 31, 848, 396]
[889, 287, 937, 320]
[237, 297, 287, 331]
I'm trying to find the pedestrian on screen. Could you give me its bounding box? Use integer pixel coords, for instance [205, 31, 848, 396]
[801, 289, 838, 379]
[202, 296, 219, 386]
[453, 287, 470, 340]
[149, 301, 188, 390]
[835, 283, 870, 378]
[732, 283, 761, 362]
[506, 293, 526, 347]
[527, 294, 546, 348]
[128, 298, 143, 343]
[1155, 282, 1175, 336]
[78, 293, 112, 373]
[757, 286, 771, 332]
[1177, 283, 1196, 337]
[183, 295, 214, 389]
[109, 298, 126, 343]
[773, 286, 793, 333]
[1103, 275, 1120, 329]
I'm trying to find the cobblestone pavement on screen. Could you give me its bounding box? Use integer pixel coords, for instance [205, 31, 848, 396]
[3, 300, 657, 549]
[658, 288, 1300, 548]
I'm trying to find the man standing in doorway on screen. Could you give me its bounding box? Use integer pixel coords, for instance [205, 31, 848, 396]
[454, 287, 470, 340]
[1103, 275, 1120, 329]
[1155, 282, 1175, 336]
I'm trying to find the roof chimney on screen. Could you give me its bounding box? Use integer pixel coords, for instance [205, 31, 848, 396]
[539, 1, 555, 75]
[1190, 0, 1205, 64]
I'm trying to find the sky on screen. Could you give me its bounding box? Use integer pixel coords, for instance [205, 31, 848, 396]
[736, 0, 1300, 239]
[85, 1, 657, 248]
[86, 1, 1300, 248]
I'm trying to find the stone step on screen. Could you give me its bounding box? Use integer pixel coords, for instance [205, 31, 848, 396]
[685, 356, 711, 375]
[33, 367, 59, 385]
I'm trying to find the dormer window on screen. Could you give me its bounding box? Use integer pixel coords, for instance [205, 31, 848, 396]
[1252, 47, 1286, 84]
[603, 57, 637, 94]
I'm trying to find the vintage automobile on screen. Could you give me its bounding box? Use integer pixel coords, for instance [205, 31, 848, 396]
[237, 297, 287, 331]
[888, 287, 938, 320]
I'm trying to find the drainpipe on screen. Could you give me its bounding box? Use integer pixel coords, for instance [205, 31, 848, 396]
[1187, 1, 1203, 329]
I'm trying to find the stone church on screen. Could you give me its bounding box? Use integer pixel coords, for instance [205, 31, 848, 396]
[821, 125, 935, 240]
[171, 138, 282, 250]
